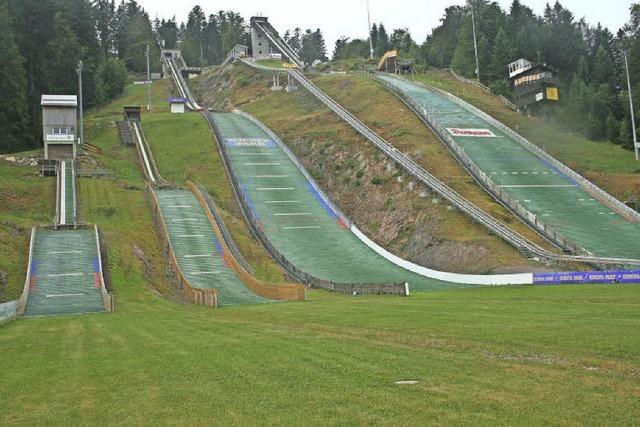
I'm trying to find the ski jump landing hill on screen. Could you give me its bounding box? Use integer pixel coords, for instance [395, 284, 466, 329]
[1, 159, 113, 323]
[375, 74, 640, 262]
[164, 22, 640, 288]
[121, 108, 305, 306]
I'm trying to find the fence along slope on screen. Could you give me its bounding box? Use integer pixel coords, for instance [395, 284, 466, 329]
[376, 74, 640, 261]
[187, 181, 305, 301]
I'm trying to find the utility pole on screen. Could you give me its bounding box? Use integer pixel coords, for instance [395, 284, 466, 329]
[367, 0, 374, 60]
[146, 44, 152, 112]
[76, 60, 84, 149]
[624, 50, 639, 161]
[471, 3, 480, 83]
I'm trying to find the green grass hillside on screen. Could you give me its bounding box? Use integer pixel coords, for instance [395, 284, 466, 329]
[0, 156, 54, 301]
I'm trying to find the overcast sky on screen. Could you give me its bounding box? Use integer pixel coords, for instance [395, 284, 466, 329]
[138, 0, 634, 51]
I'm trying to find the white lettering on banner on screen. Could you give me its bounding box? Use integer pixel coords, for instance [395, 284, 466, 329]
[446, 128, 496, 138]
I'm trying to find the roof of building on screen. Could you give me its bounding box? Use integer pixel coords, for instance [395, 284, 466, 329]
[41, 95, 78, 107]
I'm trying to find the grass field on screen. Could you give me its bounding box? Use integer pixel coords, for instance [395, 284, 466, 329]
[1, 70, 640, 425]
[1, 285, 640, 424]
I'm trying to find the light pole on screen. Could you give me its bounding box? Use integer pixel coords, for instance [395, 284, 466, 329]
[623, 50, 639, 161]
[471, 3, 480, 83]
[146, 44, 152, 112]
[366, 0, 374, 60]
[76, 60, 84, 150]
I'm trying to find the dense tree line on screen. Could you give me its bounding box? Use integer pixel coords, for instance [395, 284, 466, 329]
[426, 0, 640, 149]
[333, 22, 425, 66]
[1, 0, 155, 153]
[160, 6, 250, 67]
[333, 1, 640, 150]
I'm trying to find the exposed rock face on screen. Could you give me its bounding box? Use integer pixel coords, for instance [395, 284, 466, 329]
[284, 130, 507, 274]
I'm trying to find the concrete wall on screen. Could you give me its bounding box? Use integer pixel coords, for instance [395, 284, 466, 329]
[47, 144, 74, 160]
[250, 17, 271, 59]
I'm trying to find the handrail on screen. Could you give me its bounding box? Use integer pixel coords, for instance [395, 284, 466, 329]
[146, 183, 219, 307]
[72, 159, 78, 227]
[55, 161, 61, 227]
[187, 181, 306, 301]
[93, 225, 114, 312]
[130, 120, 171, 188]
[166, 58, 201, 110]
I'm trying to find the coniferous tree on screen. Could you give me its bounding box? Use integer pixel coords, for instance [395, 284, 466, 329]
[0, 0, 29, 152]
[376, 24, 390, 55]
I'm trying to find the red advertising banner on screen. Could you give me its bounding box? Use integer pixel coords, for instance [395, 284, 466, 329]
[446, 128, 496, 138]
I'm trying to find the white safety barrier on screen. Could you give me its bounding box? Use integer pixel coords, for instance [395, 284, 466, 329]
[351, 226, 533, 285]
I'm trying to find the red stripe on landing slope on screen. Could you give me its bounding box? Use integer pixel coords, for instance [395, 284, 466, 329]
[94, 273, 102, 289]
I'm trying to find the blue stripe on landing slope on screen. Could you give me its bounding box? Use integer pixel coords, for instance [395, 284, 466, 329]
[306, 182, 338, 220]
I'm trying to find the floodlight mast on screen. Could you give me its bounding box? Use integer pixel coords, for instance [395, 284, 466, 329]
[367, 0, 374, 60]
[623, 50, 639, 161]
[471, 3, 480, 83]
[146, 44, 152, 112]
[76, 60, 84, 149]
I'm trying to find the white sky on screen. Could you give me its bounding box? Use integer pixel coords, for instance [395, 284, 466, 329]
[139, 0, 634, 51]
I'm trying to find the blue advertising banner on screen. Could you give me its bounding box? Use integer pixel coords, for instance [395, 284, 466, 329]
[533, 270, 640, 285]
